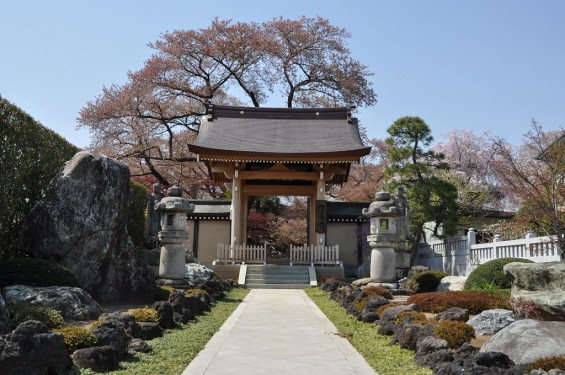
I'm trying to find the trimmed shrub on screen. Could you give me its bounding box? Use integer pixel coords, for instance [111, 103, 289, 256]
[130, 307, 159, 323]
[435, 320, 475, 348]
[128, 179, 148, 249]
[0, 258, 80, 288]
[363, 286, 393, 300]
[395, 311, 428, 325]
[527, 355, 565, 372]
[185, 288, 209, 298]
[464, 257, 534, 290]
[155, 285, 174, 301]
[53, 326, 97, 352]
[0, 97, 79, 260]
[9, 303, 64, 329]
[407, 291, 510, 314]
[408, 270, 448, 293]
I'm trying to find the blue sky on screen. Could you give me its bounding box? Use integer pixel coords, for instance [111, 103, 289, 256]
[1, 1, 564, 148]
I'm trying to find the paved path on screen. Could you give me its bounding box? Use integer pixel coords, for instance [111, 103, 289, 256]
[183, 289, 377, 375]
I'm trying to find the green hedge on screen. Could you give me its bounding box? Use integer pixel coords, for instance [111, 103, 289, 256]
[128, 179, 148, 248]
[464, 257, 535, 290]
[0, 98, 79, 260]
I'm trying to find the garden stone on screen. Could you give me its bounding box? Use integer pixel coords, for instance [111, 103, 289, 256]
[2, 285, 102, 320]
[100, 313, 142, 339]
[504, 261, 565, 321]
[19, 151, 155, 304]
[467, 309, 515, 336]
[414, 336, 450, 367]
[359, 310, 379, 323]
[152, 301, 175, 329]
[377, 303, 420, 335]
[392, 319, 436, 350]
[474, 352, 514, 369]
[365, 296, 389, 309]
[320, 279, 347, 292]
[480, 319, 565, 365]
[436, 307, 469, 322]
[185, 263, 214, 284]
[128, 338, 152, 353]
[0, 320, 72, 375]
[72, 345, 119, 372]
[0, 293, 11, 334]
[436, 276, 466, 291]
[168, 290, 196, 323]
[91, 320, 130, 358]
[137, 322, 164, 340]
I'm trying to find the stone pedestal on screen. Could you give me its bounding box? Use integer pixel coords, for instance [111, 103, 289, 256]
[370, 248, 397, 283]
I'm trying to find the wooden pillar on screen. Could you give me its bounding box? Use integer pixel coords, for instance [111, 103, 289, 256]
[241, 192, 249, 245]
[308, 195, 316, 246]
[231, 174, 242, 245]
[315, 176, 326, 246]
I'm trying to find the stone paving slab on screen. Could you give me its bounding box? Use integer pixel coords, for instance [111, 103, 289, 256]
[182, 289, 377, 375]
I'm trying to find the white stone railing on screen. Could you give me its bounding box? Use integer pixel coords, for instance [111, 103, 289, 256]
[215, 243, 267, 264]
[289, 244, 340, 266]
[416, 230, 562, 276]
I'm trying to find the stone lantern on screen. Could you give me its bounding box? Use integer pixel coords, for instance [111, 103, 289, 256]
[362, 190, 405, 284]
[155, 186, 195, 279]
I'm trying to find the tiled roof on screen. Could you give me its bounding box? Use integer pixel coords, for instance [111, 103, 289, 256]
[189, 105, 371, 161]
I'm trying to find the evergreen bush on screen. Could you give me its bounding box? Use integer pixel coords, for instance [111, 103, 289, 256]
[464, 257, 534, 290]
[0, 258, 80, 288]
[53, 326, 97, 352]
[435, 320, 475, 348]
[9, 303, 64, 329]
[408, 270, 448, 293]
[130, 307, 159, 323]
[0, 97, 79, 260]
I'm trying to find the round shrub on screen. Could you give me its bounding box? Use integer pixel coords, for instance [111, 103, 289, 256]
[0, 258, 80, 288]
[53, 326, 97, 352]
[435, 320, 475, 348]
[408, 270, 448, 294]
[464, 257, 534, 290]
[395, 311, 428, 325]
[362, 286, 393, 300]
[9, 303, 64, 329]
[527, 355, 565, 373]
[407, 291, 510, 314]
[130, 307, 159, 323]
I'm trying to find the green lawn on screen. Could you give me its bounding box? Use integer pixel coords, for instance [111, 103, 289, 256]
[78, 288, 249, 375]
[304, 288, 432, 375]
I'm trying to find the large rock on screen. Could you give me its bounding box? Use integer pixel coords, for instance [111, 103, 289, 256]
[2, 285, 102, 320]
[19, 151, 155, 304]
[185, 263, 214, 284]
[467, 309, 515, 336]
[436, 276, 467, 291]
[436, 307, 469, 322]
[377, 303, 420, 335]
[72, 345, 120, 372]
[504, 261, 565, 321]
[0, 320, 72, 374]
[0, 293, 11, 334]
[480, 319, 565, 365]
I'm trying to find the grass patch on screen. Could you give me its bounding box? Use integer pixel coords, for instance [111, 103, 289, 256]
[304, 288, 432, 375]
[78, 288, 249, 375]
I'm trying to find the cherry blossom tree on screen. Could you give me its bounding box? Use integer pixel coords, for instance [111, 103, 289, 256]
[78, 17, 376, 197]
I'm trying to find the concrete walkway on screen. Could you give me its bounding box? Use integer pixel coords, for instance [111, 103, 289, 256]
[183, 289, 377, 375]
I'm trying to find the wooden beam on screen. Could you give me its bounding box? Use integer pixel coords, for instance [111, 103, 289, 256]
[242, 184, 315, 196]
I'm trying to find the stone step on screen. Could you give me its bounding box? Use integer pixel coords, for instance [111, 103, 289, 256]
[245, 283, 312, 289]
[246, 278, 309, 284]
[246, 274, 309, 280]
